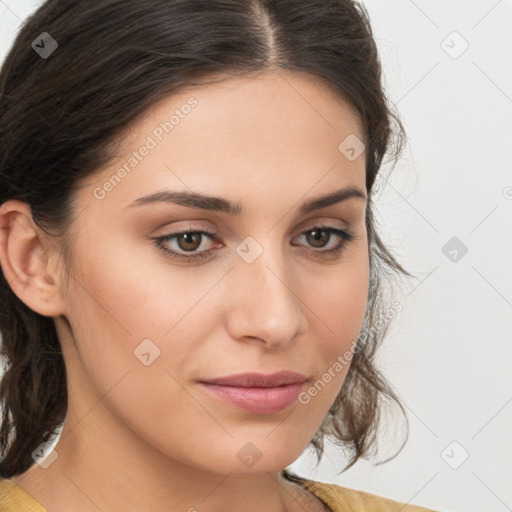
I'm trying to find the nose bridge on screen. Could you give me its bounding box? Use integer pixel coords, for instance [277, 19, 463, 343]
[226, 236, 307, 346]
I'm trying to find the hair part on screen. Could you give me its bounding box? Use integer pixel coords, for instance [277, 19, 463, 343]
[0, 0, 409, 478]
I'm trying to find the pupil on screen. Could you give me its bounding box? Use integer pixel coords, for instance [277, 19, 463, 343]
[179, 232, 201, 251]
[308, 229, 328, 248]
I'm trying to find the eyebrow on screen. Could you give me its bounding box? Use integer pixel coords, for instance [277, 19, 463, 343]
[126, 186, 367, 216]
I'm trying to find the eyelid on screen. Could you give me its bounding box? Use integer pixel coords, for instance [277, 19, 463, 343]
[298, 216, 350, 232]
[154, 215, 350, 238]
[152, 217, 349, 246]
[152, 222, 357, 262]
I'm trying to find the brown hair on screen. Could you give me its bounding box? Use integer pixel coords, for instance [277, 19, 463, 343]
[0, 0, 410, 478]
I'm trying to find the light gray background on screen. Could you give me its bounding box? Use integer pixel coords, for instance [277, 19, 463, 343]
[1, 1, 511, 511]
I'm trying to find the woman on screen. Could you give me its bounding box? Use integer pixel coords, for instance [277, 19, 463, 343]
[0, 1, 437, 510]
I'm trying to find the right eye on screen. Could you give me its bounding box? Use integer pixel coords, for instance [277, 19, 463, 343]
[152, 229, 219, 261]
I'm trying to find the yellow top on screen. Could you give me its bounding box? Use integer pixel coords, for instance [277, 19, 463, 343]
[0, 471, 438, 512]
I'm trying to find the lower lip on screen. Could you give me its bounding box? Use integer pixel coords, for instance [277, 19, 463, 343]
[199, 382, 306, 414]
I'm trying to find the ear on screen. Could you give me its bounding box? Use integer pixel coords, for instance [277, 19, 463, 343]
[0, 199, 68, 317]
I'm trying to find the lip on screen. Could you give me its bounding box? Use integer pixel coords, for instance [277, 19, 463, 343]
[199, 370, 308, 387]
[198, 371, 308, 415]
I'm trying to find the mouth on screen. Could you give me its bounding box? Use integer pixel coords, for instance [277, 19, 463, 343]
[198, 370, 308, 388]
[198, 370, 308, 414]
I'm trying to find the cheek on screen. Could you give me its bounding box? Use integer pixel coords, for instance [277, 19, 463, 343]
[60, 225, 370, 474]
[298, 245, 369, 408]
[316, 245, 370, 348]
[60, 234, 171, 391]
[66, 227, 214, 339]
[61, 238, 223, 457]
[67, 227, 369, 393]
[61, 230, 229, 414]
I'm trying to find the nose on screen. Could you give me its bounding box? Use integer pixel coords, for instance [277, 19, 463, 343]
[224, 241, 308, 348]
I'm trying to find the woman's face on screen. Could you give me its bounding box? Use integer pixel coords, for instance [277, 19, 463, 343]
[55, 70, 369, 476]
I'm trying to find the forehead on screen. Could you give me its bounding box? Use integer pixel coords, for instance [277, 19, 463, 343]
[132, 70, 363, 150]
[78, 70, 366, 215]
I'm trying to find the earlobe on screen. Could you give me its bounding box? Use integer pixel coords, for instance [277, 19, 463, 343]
[0, 199, 68, 317]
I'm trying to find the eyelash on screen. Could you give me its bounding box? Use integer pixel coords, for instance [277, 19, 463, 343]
[152, 225, 356, 263]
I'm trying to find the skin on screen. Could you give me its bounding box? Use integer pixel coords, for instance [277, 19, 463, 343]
[0, 69, 369, 512]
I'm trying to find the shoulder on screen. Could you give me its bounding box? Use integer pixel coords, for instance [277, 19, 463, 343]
[284, 473, 438, 512]
[0, 478, 47, 512]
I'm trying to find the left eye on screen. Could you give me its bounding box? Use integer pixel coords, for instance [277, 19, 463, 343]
[152, 225, 355, 262]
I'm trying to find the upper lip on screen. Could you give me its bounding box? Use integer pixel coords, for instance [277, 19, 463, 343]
[199, 370, 308, 388]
